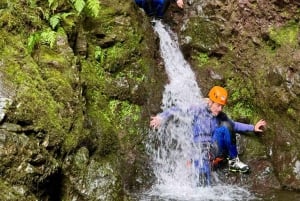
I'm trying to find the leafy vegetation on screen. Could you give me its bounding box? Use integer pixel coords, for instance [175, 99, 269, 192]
[27, 28, 65, 53]
[26, 0, 101, 53]
[195, 52, 209, 66]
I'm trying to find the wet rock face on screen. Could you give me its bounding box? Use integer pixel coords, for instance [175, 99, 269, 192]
[62, 147, 124, 201]
[0, 73, 14, 122]
[0, 0, 159, 200]
[0, 98, 11, 122]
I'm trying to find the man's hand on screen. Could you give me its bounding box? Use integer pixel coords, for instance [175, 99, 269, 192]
[150, 115, 162, 129]
[176, 0, 184, 8]
[254, 119, 267, 132]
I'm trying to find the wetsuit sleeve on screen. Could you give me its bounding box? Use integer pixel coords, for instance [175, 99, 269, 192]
[158, 106, 181, 120]
[218, 112, 254, 133]
[158, 105, 197, 123]
[233, 122, 255, 133]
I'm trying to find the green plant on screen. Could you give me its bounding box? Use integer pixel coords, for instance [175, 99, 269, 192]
[46, 0, 100, 30]
[197, 52, 209, 66]
[49, 14, 61, 29]
[70, 0, 86, 13]
[27, 33, 40, 54]
[86, 0, 100, 17]
[48, 0, 59, 11]
[70, 0, 100, 17]
[95, 46, 105, 64]
[40, 28, 57, 48]
[27, 28, 66, 53]
[106, 100, 141, 132]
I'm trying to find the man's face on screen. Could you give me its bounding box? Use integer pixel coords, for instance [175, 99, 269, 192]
[209, 101, 224, 116]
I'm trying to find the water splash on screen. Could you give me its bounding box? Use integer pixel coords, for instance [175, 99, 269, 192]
[143, 20, 256, 201]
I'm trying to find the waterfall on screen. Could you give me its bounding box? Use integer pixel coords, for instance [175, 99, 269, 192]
[140, 20, 256, 201]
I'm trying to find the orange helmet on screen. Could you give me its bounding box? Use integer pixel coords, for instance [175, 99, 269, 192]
[208, 86, 228, 105]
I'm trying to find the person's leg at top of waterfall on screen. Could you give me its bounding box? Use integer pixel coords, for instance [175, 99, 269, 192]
[154, 0, 184, 18]
[134, 0, 152, 16]
[134, 0, 184, 19]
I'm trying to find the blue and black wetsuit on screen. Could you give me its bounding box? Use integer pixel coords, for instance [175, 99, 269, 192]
[135, 0, 173, 18]
[158, 103, 254, 185]
[159, 103, 254, 162]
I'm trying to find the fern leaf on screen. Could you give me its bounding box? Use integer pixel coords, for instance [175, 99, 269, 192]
[27, 34, 40, 54]
[86, 0, 100, 17]
[48, 0, 55, 7]
[40, 29, 57, 48]
[61, 12, 74, 19]
[72, 0, 86, 13]
[48, 0, 58, 11]
[95, 46, 104, 63]
[61, 12, 76, 26]
[49, 14, 61, 29]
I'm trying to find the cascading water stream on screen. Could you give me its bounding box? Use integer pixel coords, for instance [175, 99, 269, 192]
[140, 20, 256, 201]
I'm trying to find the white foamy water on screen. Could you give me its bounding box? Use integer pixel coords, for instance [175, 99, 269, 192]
[155, 20, 202, 110]
[141, 20, 256, 201]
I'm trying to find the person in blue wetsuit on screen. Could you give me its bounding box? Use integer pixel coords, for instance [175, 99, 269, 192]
[150, 86, 267, 174]
[135, 0, 184, 19]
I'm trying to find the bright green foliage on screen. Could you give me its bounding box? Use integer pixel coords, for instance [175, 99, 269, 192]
[49, 14, 61, 29]
[269, 20, 299, 47]
[27, 29, 57, 53]
[27, 28, 68, 53]
[106, 100, 141, 136]
[225, 78, 255, 119]
[48, 0, 59, 11]
[95, 46, 105, 64]
[71, 0, 86, 13]
[45, 0, 100, 32]
[40, 28, 57, 48]
[48, 12, 77, 29]
[27, 33, 40, 54]
[69, 0, 100, 16]
[86, 0, 100, 17]
[196, 52, 209, 66]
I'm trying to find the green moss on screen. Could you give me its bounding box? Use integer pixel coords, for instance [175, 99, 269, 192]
[183, 16, 221, 51]
[0, 1, 44, 34]
[243, 137, 266, 159]
[0, 179, 37, 201]
[89, 28, 144, 73]
[287, 108, 297, 120]
[80, 2, 148, 155]
[269, 20, 299, 47]
[224, 78, 255, 120]
[105, 100, 141, 131]
[62, 114, 89, 153]
[0, 31, 70, 147]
